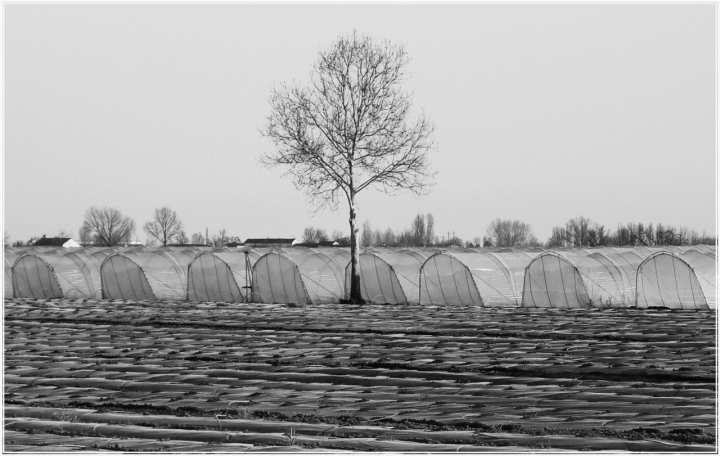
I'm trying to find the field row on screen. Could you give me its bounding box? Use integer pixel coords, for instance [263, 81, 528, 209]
[4, 299, 717, 452]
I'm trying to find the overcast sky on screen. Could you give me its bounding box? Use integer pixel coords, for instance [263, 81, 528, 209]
[4, 3, 716, 245]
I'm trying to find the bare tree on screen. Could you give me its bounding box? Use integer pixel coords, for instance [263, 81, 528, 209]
[361, 220, 373, 247]
[383, 227, 396, 246]
[302, 227, 329, 244]
[54, 229, 73, 238]
[218, 229, 228, 246]
[174, 230, 189, 245]
[411, 214, 426, 247]
[424, 213, 435, 247]
[487, 219, 534, 247]
[78, 224, 94, 245]
[144, 207, 183, 246]
[208, 229, 231, 247]
[190, 232, 205, 245]
[4, 231, 10, 246]
[330, 229, 350, 246]
[81, 206, 135, 247]
[262, 31, 436, 303]
[373, 228, 384, 246]
[546, 226, 566, 247]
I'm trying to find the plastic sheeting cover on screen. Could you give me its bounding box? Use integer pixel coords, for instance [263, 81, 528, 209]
[636, 252, 709, 310]
[522, 253, 590, 308]
[5, 251, 19, 298]
[252, 252, 308, 304]
[12, 254, 64, 299]
[102, 251, 188, 301]
[419, 253, 483, 306]
[188, 251, 260, 303]
[101, 254, 155, 300]
[345, 252, 422, 304]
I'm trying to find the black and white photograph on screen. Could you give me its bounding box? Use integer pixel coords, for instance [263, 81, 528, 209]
[3, 2, 717, 453]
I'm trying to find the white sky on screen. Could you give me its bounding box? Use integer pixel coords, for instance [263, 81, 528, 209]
[4, 3, 717, 244]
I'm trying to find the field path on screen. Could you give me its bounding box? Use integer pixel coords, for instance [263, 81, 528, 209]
[4, 299, 716, 452]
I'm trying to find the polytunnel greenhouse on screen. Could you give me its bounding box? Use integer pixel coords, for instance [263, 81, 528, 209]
[636, 252, 710, 310]
[419, 251, 537, 306]
[5, 250, 19, 298]
[521, 251, 630, 308]
[679, 250, 717, 306]
[252, 250, 348, 304]
[187, 250, 261, 302]
[4, 244, 716, 309]
[101, 251, 190, 301]
[11, 252, 97, 299]
[343, 251, 429, 304]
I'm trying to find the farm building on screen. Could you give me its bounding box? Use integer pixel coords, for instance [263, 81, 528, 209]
[32, 236, 81, 248]
[243, 238, 296, 248]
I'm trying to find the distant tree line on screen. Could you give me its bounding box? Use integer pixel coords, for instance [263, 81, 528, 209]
[303, 214, 715, 249]
[10, 208, 716, 249]
[547, 217, 716, 248]
[359, 213, 438, 248]
[10, 206, 241, 248]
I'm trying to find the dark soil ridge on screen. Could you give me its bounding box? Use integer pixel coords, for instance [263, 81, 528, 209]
[5, 315, 714, 345]
[4, 401, 715, 446]
[6, 352, 713, 384]
[338, 360, 716, 384]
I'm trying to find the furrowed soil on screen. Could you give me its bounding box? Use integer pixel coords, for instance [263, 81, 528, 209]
[4, 299, 717, 452]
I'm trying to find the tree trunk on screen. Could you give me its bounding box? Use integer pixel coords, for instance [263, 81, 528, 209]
[348, 194, 363, 304]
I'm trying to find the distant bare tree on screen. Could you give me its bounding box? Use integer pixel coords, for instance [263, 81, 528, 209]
[81, 206, 135, 247]
[208, 229, 231, 247]
[174, 230, 189, 245]
[373, 228, 384, 246]
[487, 219, 534, 247]
[302, 227, 329, 244]
[548, 217, 608, 247]
[330, 229, 351, 246]
[144, 207, 183, 247]
[54, 229, 73, 238]
[190, 232, 205, 245]
[361, 220, 373, 247]
[424, 213, 435, 247]
[383, 227, 396, 246]
[545, 227, 564, 248]
[78, 224, 94, 245]
[4, 231, 10, 246]
[411, 214, 426, 247]
[261, 31, 436, 303]
[526, 234, 542, 247]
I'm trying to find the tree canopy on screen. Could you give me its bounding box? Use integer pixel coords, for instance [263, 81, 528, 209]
[143, 207, 183, 247]
[262, 31, 436, 303]
[80, 206, 135, 247]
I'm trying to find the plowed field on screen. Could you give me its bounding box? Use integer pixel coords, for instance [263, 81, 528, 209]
[4, 298, 717, 452]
